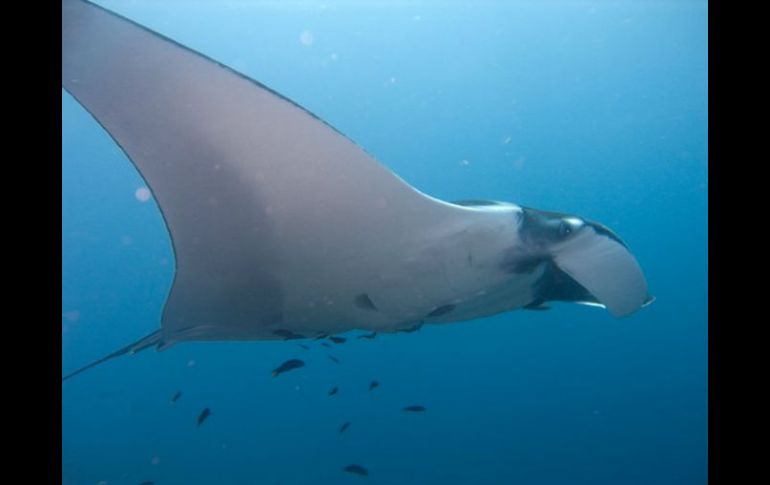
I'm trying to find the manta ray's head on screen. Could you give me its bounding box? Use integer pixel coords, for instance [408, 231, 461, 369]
[503, 205, 653, 317]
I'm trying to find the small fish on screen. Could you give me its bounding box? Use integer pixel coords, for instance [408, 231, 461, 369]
[403, 405, 426, 412]
[368, 381, 379, 391]
[329, 336, 347, 344]
[314, 333, 328, 340]
[138, 481, 155, 485]
[321, 342, 332, 348]
[170, 390, 182, 403]
[343, 464, 368, 476]
[271, 359, 305, 377]
[298, 344, 310, 350]
[328, 386, 338, 396]
[197, 408, 211, 426]
[328, 355, 340, 364]
[339, 421, 351, 434]
[357, 332, 377, 340]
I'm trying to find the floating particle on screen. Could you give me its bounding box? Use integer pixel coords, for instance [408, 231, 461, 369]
[135, 187, 152, 202]
[62, 310, 80, 322]
[299, 30, 314, 46]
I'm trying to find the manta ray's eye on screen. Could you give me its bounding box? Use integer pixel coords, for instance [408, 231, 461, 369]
[559, 217, 583, 239]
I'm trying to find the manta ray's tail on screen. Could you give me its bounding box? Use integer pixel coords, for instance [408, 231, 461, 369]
[62, 329, 165, 381]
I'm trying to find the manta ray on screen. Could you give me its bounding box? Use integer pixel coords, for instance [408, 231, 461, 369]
[62, 0, 652, 380]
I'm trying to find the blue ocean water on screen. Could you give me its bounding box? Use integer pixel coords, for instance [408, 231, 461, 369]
[62, 1, 708, 484]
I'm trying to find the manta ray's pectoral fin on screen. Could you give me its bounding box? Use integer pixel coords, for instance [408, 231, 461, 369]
[62, 329, 164, 381]
[62, 0, 470, 343]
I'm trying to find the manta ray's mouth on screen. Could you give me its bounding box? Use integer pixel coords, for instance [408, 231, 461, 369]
[549, 226, 649, 317]
[529, 260, 602, 308]
[509, 207, 649, 317]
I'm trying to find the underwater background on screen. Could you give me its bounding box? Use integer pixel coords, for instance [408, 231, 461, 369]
[62, 1, 708, 484]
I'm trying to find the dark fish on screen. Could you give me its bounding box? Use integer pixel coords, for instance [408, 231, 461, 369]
[197, 408, 211, 426]
[138, 482, 155, 485]
[272, 359, 305, 377]
[298, 344, 310, 350]
[357, 332, 377, 340]
[328, 355, 340, 364]
[314, 333, 329, 340]
[328, 386, 338, 396]
[329, 336, 347, 344]
[273, 329, 305, 340]
[339, 421, 351, 434]
[368, 381, 379, 391]
[343, 464, 368, 476]
[403, 405, 426, 412]
[170, 390, 182, 403]
[321, 342, 332, 348]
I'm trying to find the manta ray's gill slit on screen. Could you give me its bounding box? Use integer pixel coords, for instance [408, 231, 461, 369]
[354, 293, 378, 311]
[426, 304, 455, 318]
